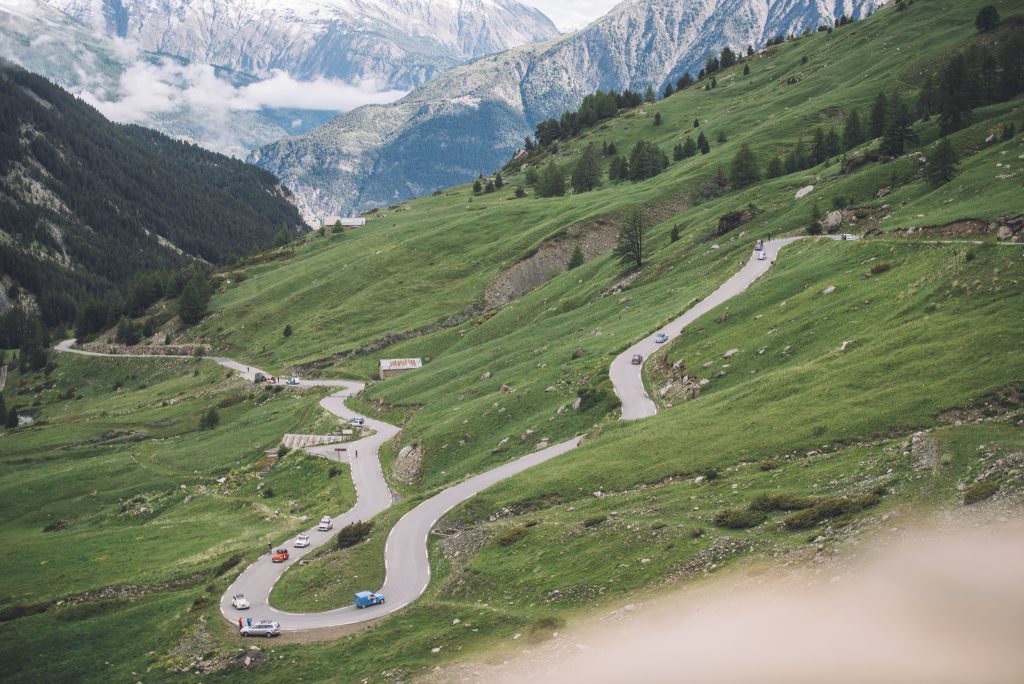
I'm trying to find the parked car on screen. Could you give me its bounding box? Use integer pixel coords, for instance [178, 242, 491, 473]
[631, 354, 643, 365]
[347, 417, 365, 427]
[294, 533, 310, 548]
[841, 233, 857, 241]
[253, 373, 266, 383]
[240, 620, 281, 637]
[271, 548, 289, 563]
[354, 591, 385, 608]
[755, 239, 764, 251]
[286, 376, 300, 385]
[318, 516, 333, 531]
[231, 593, 250, 610]
[655, 333, 669, 344]
[757, 251, 767, 261]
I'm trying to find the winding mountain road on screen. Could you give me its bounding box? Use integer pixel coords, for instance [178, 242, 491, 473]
[56, 237, 807, 632]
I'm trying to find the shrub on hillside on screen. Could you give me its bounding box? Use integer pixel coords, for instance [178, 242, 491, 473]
[963, 480, 1000, 505]
[783, 492, 882, 529]
[497, 526, 529, 546]
[336, 520, 374, 550]
[714, 508, 766, 529]
[582, 515, 607, 528]
[870, 262, 893, 275]
[214, 553, 244, 577]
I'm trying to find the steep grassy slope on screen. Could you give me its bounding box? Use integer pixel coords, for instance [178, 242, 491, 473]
[198, 0, 1021, 376]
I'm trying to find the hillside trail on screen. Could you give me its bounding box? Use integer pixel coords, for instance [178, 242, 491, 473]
[54, 236, 821, 632]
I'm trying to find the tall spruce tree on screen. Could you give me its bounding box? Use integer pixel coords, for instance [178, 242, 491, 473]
[608, 155, 629, 182]
[536, 162, 566, 197]
[571, 144, 602, 193]
[842, 110, 864, 149]
[697, 132, 711, 154]
[767, 156, 784, 178]
[869, 91, 889, 138]
[881, 90, 916, 157]
[682, 136, 698, 158]
[628, 141, 670, 181]
[730, 143, 761, 187]
[924, 137, 960, 186]
[937, 53, 977, 135]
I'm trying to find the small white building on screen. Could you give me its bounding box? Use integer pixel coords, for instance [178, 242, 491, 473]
[379, 358, 423, 380]
[321, 217, 367, 229]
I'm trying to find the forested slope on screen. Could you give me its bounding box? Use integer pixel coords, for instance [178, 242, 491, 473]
[0, 62, 305, 326]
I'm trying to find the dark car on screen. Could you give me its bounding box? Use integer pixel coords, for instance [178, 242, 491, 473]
[631, 354, 643, 365]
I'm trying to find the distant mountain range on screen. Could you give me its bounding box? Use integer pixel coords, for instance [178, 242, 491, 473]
[44, 0, 560, 89]
[0, 0, 558, 157]
[251, 0, 887, 220]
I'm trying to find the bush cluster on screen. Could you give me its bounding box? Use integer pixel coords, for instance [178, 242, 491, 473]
[783, 492, 882, 529]
[713, 508, 766, 529]
[336, 520, 374, 550]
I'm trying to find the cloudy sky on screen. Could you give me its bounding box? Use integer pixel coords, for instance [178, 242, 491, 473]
[521, 0, 622, 31]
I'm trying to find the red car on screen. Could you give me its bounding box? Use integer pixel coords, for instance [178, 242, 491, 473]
[271, 548, 289, 563]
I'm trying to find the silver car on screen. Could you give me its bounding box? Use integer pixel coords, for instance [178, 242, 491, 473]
[240, 620, 281, 637]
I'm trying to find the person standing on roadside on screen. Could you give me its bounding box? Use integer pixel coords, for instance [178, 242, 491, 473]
[238, 618, 243, 629]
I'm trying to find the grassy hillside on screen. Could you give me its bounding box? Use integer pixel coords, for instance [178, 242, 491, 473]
[195, 0, 1021, 376]
[1, 1, 1023, 682]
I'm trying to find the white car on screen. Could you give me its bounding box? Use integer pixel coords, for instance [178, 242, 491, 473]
[240, 620, 281, 637]
[317, 516, 333, 531]
[757, 251, 767, 261]
[294, 533, 311, 548]
[347, 417, 365, 427]
[231, 593, 250, 610]
[841, 233, 857, 241]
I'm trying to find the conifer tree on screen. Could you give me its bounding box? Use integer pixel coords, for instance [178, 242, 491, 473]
[869, 91, 889, 138]
[743, 63, 750, 76]
[697, 131, 711, 154]
[644, 85, 656, 103]
[494, 172, 504, 188]
[178, 276, 209, 325]
[663, 83, 674, 99]
[654, 112, 663, 126]
[730, 143, 761, 187]
[628, 141, 670, 181]
[842, 110, 864, 149]
[473, 179, 482, 193]
[567, 245, 585, 270]
[6, 407, 17, 429]
[937, 53, 977, 135]
[682, 136, 698, 158]
[881, 90, 916, 156]
[536, 162, 566, 197]
[670, 225, 680, 243]
[924, 137, 960, 186]
[975, 5, 1000, 32]
[766, 156, 784, 178]
[571, 143, 602, 193]
[608, 155, 629, 182]
[677, 73, 694, 90]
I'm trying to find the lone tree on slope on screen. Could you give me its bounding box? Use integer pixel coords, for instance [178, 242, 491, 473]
[924, 137, 960, 187]
[975, 5, 1000, 32]
[615, 208, 648, 270]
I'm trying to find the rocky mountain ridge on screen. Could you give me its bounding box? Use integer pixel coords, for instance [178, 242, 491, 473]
[252, 0, 887, 219]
